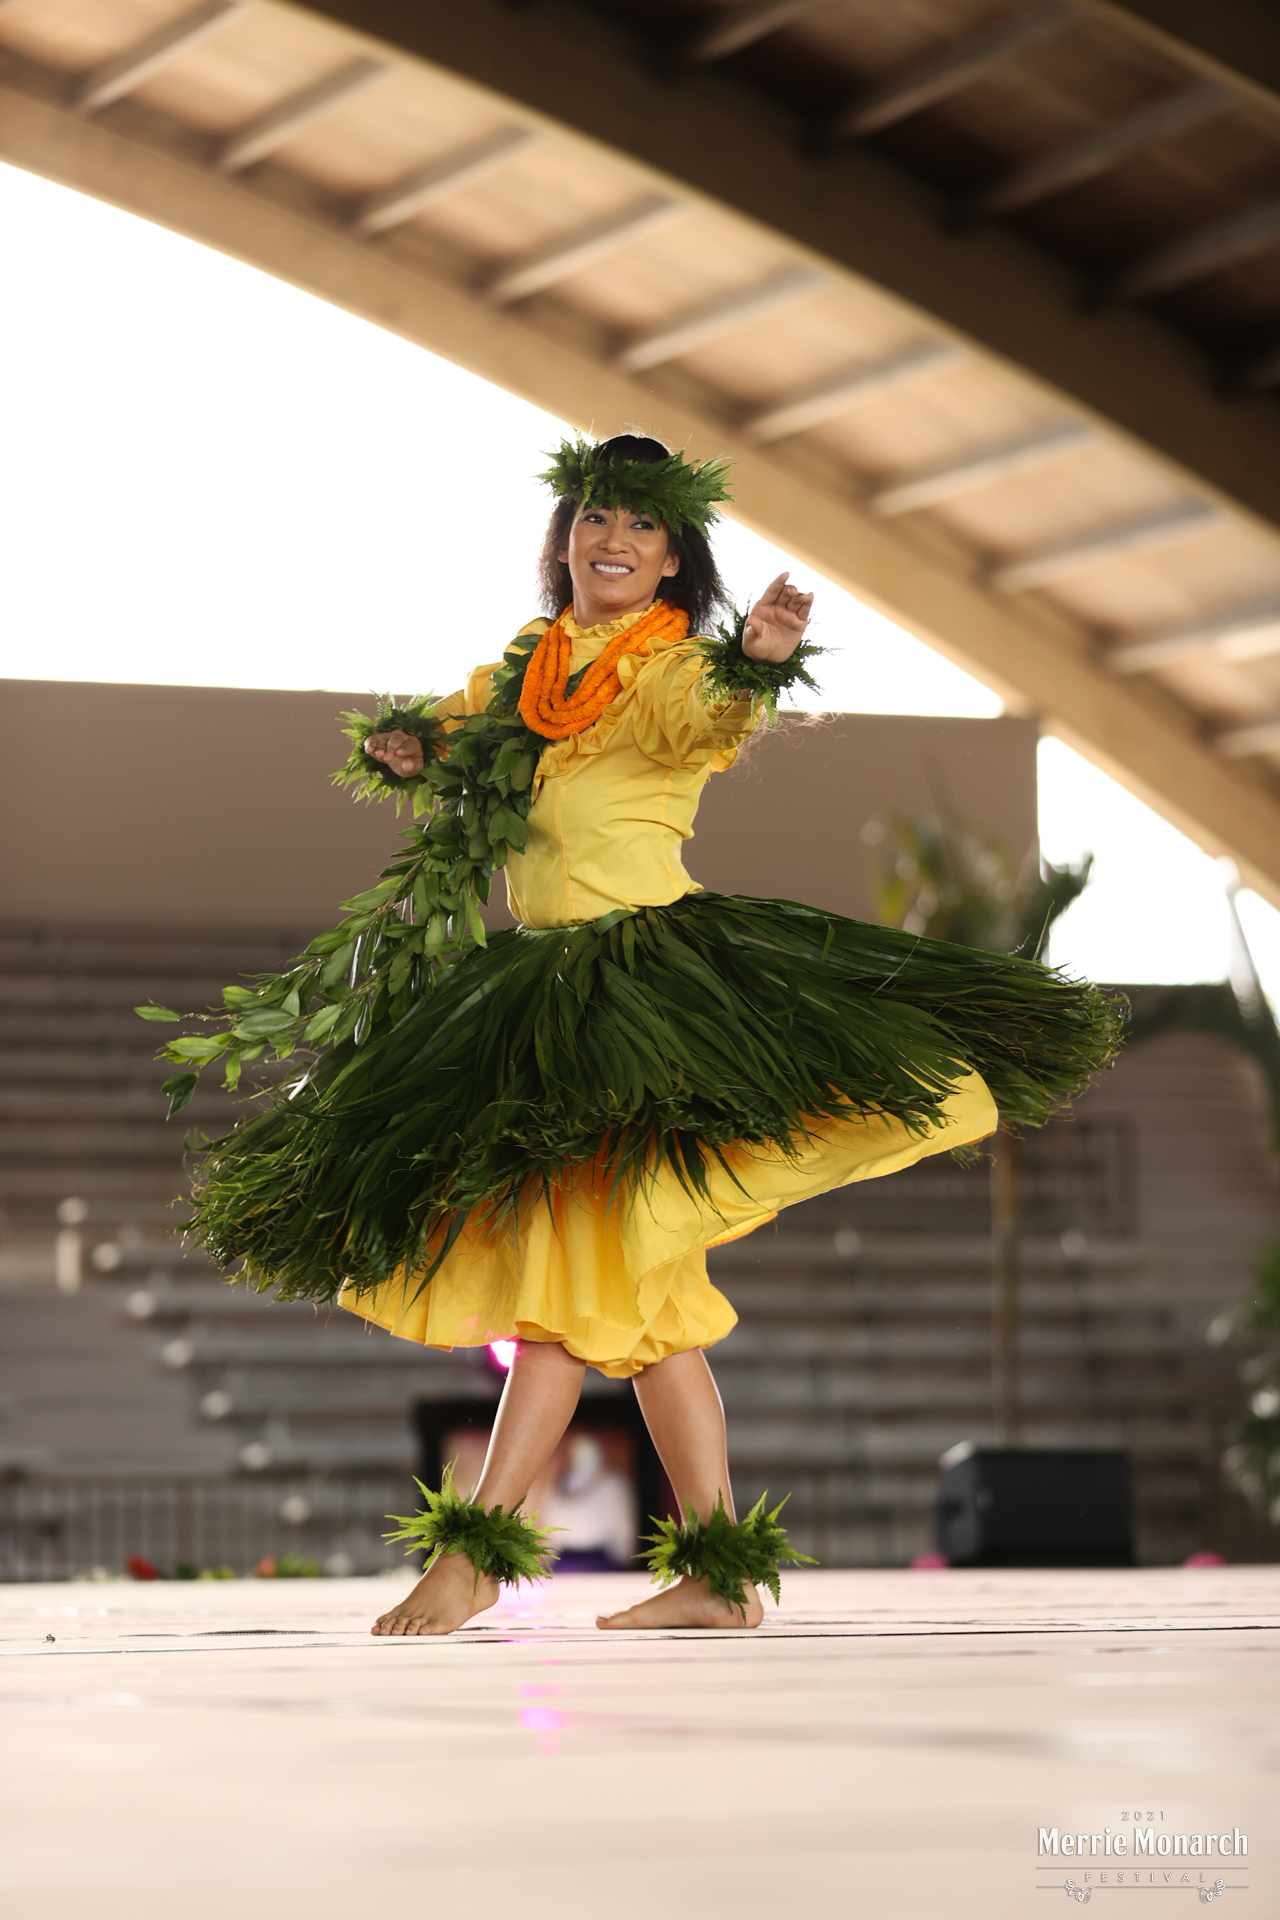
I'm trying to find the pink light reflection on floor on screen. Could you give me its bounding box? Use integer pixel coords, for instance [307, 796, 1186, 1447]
[517, 1681, 566, 1756]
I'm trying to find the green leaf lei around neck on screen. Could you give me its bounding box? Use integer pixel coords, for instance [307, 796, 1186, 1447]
[136, 611, 817, 1116]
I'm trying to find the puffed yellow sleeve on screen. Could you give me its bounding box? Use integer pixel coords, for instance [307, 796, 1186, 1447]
[430, 689, 468, 734]
[626, 643, 759, 770]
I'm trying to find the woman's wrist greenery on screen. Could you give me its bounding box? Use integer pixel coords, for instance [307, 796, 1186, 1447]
[339, 698, 449, 802]
[696, 606, 823, 724]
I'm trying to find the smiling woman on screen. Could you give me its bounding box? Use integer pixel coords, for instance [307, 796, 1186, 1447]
[140, 430, 1122, 1644]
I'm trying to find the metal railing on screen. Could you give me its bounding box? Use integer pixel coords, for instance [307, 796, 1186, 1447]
[0, 1473, 418, 1581]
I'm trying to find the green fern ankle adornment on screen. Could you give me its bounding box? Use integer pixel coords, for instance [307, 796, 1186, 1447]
[641, 1491, 815, 1617]
[384, 1464, 559, 1591]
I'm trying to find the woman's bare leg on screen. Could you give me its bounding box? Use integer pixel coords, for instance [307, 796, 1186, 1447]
[596, 1348, 764, 1631]
[373, 1339, 585, 1636]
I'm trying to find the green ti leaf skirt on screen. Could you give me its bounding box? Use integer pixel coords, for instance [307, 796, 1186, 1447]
[188, 892, 1123, 1321]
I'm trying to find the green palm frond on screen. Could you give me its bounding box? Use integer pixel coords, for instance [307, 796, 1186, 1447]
[869, 807, 1092, 960]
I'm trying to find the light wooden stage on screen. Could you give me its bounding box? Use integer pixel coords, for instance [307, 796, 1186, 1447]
[1, 1567, 1276, 1918]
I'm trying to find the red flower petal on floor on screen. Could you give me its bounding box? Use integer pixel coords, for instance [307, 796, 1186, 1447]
[125, 1555, 159, 1581]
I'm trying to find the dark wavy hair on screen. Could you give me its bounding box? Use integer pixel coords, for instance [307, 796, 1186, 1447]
[536, 433, 729, 636]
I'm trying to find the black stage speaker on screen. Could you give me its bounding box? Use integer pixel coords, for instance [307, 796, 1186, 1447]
[936, 1444, 1134, 1567]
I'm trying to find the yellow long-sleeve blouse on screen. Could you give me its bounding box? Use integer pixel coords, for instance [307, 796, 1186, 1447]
[435, 607, 759, 927]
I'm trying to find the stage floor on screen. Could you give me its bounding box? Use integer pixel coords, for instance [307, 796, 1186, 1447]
[2, 1566, 1277, 1918]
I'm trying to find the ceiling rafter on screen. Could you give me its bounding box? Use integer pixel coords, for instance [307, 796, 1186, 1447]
[743, 339, 962, 443]
[1233, 337, 1280, 391]
[1217, 712, 1280, 757]
[76, 0, 248, 115]
[680, 0, 825, 65]
[1106, 598, 1280, 672]
[217, 57, 387, 174]
[869, 422, 1093, 516]
[960, 80, 1233, 221]
[991, 500, 1219, 592]
[829, 0, 1076, 142]
[487, 195, 686, 304]
[616, 265, 824, 372]
[353, 125, 541, 237]
[1105, 194, 1280, 303]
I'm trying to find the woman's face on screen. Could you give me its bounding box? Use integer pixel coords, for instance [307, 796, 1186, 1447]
[558, 504, 680, 620]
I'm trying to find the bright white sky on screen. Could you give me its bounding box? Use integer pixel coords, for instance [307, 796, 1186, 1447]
[3, 159, 1278, 1002]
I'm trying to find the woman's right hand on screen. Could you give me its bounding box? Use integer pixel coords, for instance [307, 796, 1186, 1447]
[364, 729, 424, 778]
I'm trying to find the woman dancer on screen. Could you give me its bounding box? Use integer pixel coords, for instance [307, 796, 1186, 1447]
[143, 433, 1121, 1636]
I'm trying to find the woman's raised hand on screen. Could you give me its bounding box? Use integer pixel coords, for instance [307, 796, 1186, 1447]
[742, 572, 814, 662]
[364, 729, 424, 778]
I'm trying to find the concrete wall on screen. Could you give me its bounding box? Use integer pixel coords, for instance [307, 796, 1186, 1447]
[2, 680, 1038, 928]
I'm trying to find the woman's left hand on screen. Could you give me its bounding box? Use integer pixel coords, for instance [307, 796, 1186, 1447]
[742, 572, 814, 662]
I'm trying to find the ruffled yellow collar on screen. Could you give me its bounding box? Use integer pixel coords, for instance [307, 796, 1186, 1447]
[528, 604, 694, 793]
[563, 605, 652, 675]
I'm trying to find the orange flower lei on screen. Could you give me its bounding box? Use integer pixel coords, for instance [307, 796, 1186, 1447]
[517, 600, 690, 740]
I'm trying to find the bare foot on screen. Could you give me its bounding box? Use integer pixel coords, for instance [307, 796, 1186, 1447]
[596, 1573, 764, 1631]
[372, 1551, 499, 1636]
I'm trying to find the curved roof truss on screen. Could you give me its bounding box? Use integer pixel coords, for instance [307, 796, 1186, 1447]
[3, 0, 1280, 903]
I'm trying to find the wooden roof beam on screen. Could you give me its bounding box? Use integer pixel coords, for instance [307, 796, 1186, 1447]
[616, 265, 824, 372]
[743, 339, 962, 443]
[1107, 599, 1280, 672]
[681, 0, 826, 65]
[218, 58, 388, 174]
[353, 125, 541, 237]
[1216, 713, 1280, 757]
[992, 500, 1219, 592]
[299, 0, 1280, 537]
[76, 0, 250, 116]
[1106, 195, 1280, 302]
[487, 195, 686, 303]
[961, 81, 1233, 221]
[829, 1, 1076, 142]
[869, 421, 1093, 516]
[1075, 1, 1280, 122]
[1230, 336, 1280, 391]
[7, 77, 1280, 904]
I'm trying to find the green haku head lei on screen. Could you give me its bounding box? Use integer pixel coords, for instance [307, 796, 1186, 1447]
[538, 434, 733, 537]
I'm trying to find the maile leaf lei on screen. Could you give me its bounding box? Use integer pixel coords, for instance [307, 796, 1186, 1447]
[137, 632, 545, 1116]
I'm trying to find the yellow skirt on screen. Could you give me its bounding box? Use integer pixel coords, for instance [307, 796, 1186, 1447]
[340, 1071, 996, 1378]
